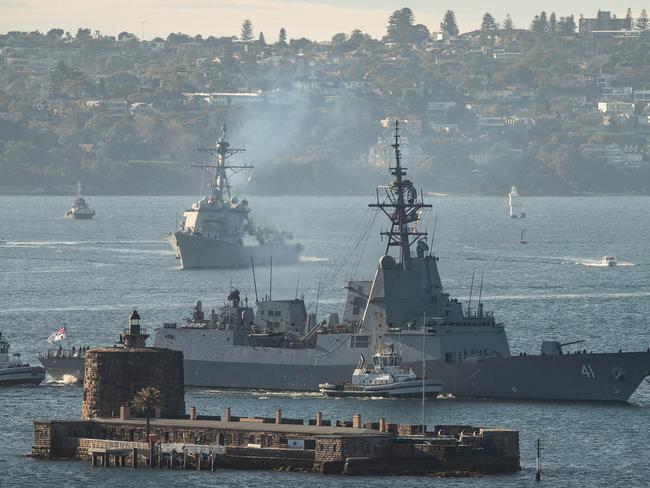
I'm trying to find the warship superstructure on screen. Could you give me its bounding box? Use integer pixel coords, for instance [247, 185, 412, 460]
[167, 125, 302, 268]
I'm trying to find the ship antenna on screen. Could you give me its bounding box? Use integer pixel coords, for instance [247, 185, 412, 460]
[429, 208, 438, 255]
[269, 250, 273, 301]
[251, 253, 259, 304]
[467, 271, 475, 317]
[295, 273, 301, 299]
[477, 271, 484, 317]
[421, 311, 426, 434]
[314, 281, 321, 325]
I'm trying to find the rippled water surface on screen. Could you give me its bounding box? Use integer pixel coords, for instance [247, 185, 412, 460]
[1, 195, 649, 487]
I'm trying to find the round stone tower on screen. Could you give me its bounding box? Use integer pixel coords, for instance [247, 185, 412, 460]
[81, 310, 184, 419]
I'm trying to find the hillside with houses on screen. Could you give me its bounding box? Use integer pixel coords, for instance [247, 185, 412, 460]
[2, 8, 650, 195]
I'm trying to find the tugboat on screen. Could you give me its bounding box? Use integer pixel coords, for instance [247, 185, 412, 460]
[319, 344, 443, 398]
[167, 124, 302, 268]
[602, 256, 617, 267]
[0, 332, 45, 386]
[65, 182, 95, 219]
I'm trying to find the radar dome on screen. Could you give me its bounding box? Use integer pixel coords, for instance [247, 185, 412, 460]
[379, 255, 396, 269]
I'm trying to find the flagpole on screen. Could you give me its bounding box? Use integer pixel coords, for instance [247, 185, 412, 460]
[65, 323, 70, 351]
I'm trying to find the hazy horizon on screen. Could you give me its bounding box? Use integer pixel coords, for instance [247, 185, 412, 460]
[1, 1, 644, 41]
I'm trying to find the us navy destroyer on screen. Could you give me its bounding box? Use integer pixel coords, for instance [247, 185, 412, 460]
[167, 124, 302, 268]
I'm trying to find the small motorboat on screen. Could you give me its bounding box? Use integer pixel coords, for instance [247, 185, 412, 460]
[602, 256, 617, 267]
[0, 332, 45, 386]
[319, 344, 442, 398]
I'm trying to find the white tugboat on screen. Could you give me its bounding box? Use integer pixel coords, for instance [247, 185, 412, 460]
[0, 332, 45, 386]
[601, 256, 617, 267]
[65, 182, 95, 219]
[319, 344, 443, 398]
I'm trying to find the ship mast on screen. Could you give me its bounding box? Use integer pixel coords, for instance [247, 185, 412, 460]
[369, 120, 431, 267]
[193, 124, 253, 200]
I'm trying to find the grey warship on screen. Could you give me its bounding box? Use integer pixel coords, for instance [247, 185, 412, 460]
[153, 121, 650, 401]
[167, 124, 302, 269]
[42, 122, 650, 401]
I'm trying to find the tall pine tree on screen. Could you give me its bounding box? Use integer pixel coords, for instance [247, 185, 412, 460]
[637, 10, 649, 30]
[441, 10, 459, 36]
[240, 19, 253, 42]
[386, 7, 415, 42]
[549, 12, 558, 33]
[558, 15, 577, 34]
[539, 12, 549, 32]
[278, 27, 287, 46]
[258, 31, 266, 46]
[480, 12, 498, 31]
[502, 14, 514, 31]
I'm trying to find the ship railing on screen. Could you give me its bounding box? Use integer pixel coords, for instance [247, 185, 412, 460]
[40, 347, 87, 359]
[122, 328, 148, 335]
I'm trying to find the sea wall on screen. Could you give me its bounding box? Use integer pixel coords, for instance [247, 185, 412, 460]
[32, 413, 520, 476]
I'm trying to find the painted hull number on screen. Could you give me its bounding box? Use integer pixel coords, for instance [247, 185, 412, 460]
[581, 364, 596, 379]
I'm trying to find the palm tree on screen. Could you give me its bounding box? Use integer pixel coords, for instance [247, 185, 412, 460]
[131, 386, 161, 440]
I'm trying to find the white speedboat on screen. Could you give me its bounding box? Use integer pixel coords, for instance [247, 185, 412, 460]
[319, 344, 442, 398]
[602, 256, 617, 267]
[0, 332, 45, 386]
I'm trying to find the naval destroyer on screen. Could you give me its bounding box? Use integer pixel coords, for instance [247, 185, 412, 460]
[167, 124, 302, 268]
[41, 122, 650, 401]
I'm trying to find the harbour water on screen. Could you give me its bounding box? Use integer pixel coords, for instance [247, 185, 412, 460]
[1, 194, 649, 487]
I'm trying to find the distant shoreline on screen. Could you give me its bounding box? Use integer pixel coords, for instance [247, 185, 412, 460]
[1, 191, 649, 198]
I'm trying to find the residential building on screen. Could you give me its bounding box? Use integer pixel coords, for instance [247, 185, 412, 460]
[579, 11, 632, 34]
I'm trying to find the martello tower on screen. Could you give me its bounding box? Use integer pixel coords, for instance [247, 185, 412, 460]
[81, 310, 185, 419]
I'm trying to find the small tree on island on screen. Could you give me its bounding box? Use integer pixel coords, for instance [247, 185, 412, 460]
[131, 386, 161, 440]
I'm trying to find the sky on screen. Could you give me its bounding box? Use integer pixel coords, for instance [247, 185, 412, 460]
[0, 1, 645, 41]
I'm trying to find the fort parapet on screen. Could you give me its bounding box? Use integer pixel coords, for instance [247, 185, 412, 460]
[32, 409, 520, 476]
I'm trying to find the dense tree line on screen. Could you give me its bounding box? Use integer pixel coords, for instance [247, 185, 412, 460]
[1, 8, 650, 195]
